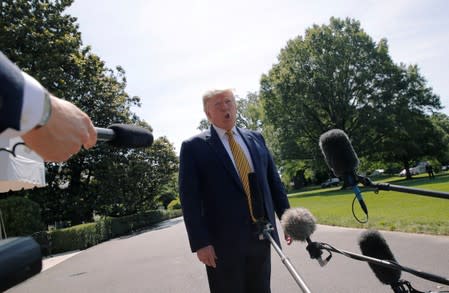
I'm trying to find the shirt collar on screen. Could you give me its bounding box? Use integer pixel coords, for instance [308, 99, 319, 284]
[212, 125, 237, 139]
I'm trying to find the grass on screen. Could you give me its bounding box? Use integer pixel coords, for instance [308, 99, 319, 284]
[287, 172, 449, 235]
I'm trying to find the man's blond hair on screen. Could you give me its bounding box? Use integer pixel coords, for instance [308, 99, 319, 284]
[202, 88, 235, 112]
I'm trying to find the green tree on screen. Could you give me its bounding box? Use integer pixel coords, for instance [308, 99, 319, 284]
[370, 64, 443, 179]
[93, 137, 178, 217]
[197, 118, 210, 131]
[0, 197, 44, 236]
[1, 0, 178, 225]
[0, 0, 82, 89]
[236, 92, 264, 131]
[260, 17, 443, 180]
[429, 113, 449, 165]
[260, 18, 394, 160]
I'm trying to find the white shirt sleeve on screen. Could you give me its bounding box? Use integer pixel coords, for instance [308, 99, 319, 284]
[1, 71, 46, 138]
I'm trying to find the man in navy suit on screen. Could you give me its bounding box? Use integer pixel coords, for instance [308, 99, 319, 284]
[0, 51, 97, 161]
[179, 88, 290, 293]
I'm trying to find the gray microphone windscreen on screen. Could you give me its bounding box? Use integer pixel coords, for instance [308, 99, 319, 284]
[319, 129, 359, 177]
[281, 208, 316, 241]
[359, 230, 401, 285]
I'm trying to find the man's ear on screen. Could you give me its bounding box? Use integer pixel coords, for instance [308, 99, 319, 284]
[205, 109, 211, 121]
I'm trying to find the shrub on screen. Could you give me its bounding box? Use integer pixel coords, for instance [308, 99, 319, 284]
[0, 196, 44, 237]
[167, 198, 181, 210]
[158, 192, 178, 209]
[33, 209, 183, 255]
[50, 223, 100, 254]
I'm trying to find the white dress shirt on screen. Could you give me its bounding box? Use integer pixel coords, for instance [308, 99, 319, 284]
[212, 125, 255, 172]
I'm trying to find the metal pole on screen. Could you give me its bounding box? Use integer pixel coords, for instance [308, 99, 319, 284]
[358, 176, 449, 200]
[263, 226, 312, 293]
[375, 183, 449, 200]
[324, 244, 449, 286]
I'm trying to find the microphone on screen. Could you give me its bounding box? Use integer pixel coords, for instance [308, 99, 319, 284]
[319, 129, 368, 216]
[360, 230, 449, 291]
[359, 230, 402, 286]
[281, 208, 327, 266]
[248, 172, 266, 222]
[95, 124, 153, 148]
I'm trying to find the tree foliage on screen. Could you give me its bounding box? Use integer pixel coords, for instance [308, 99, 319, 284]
[429, 113, 449, 165]
[260, 17, 443, 180]
[261, 18, 388, 160]
[368, 64, 444, 178]
[0, 196, 44, 236]
[1, 0, 178, 226]
[93, 137, 178, 217]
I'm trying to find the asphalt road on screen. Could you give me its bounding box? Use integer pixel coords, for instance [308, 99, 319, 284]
[7, 217, 449, 293]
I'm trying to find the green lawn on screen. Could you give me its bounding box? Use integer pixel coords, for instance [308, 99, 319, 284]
[287, 173, 449, 235]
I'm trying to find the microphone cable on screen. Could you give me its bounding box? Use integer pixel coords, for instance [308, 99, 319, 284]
[351, 194, 368, 223]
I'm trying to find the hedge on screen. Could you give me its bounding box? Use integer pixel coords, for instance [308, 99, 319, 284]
[33, 209, 183, 255]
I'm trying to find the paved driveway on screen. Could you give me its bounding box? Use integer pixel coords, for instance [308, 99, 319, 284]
[7, 217, 449, 293]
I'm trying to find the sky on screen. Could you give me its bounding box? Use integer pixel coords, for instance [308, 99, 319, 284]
[67, 0, 449, 154]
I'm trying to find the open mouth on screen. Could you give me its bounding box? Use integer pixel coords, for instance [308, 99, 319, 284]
[225, 113, 230, 119]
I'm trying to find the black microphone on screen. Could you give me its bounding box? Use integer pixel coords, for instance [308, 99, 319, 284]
[360, 230, 449, 291]
[0, 237, 42, 292]
[319, 129, 368, 216]
[248, 172, 266, 222]
[281, 208, 327, 266]
[359, 230, 402, 286]
[95, 124, 153, 148]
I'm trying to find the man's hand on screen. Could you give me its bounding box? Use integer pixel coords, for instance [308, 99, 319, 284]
[22, 95, 97, 162]
[196, 245, 217, 268]
[285, 233, 292, 245]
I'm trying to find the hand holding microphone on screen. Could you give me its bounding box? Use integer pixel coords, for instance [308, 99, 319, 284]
[1, 51, 152, 162]
[23, 116, 153, 162]
[21, 95, 98, 162]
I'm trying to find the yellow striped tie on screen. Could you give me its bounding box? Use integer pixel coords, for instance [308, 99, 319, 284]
[226, 130, 257, 222]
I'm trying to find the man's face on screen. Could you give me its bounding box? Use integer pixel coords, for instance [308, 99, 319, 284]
[205, 92, 237, 131]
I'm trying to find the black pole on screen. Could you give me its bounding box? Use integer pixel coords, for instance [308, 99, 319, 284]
[319, 242, 449, 286]
[357, 176, 449, 200]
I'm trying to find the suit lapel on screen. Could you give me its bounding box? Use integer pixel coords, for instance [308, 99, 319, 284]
[206, 126, 244, 190]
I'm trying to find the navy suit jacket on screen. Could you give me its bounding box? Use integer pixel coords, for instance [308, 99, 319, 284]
[0, 51, 25, 134]
[179, 126, 290, 256]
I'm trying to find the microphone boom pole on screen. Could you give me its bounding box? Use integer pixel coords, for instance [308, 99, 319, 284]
[358, 176, 449, 200]
[262, 224, 312, 293]
[318, 242, 449, 286]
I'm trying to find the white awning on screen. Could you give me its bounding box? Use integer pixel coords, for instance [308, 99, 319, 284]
[0, 137, 46, 193]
